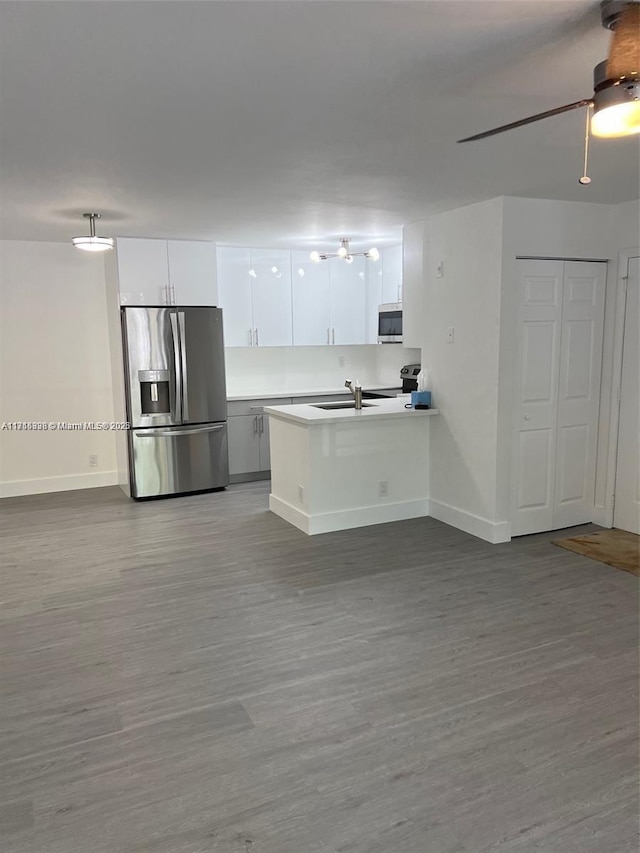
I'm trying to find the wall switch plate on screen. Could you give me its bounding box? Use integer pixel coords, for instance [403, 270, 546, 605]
[298, 485, 304, 503]
[378, 480, 388, 498]
[338, 355, 345, 367]
[436, 261, 444, 279]
[446, 326, 455, 343]
[88, 454, 98, 468]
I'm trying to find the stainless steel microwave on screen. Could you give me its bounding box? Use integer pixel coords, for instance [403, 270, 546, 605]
[378, 303, 402, 343]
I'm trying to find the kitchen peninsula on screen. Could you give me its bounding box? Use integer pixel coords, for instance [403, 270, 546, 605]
[264, 398, 438, 535]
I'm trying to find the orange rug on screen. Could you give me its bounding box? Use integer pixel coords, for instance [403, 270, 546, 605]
[552, 528, 639, 576]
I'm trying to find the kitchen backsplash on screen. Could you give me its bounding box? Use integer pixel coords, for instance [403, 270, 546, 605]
[225, 345, 421, 396]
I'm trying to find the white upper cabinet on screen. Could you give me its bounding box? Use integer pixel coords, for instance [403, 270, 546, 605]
[217, 247, 293, 347]
[116, 238, 170, 306]
[250, 249, 293, 347]
[166, 240, 218, 306]
[216, 247, 253, 346]
[116, 238, 218, 306]
[330, 255, 367, 345]
[381, 244, 403, 304]
[291, 251, 331, 346]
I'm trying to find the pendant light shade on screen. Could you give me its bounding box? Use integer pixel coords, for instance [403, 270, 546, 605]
[71, 213, 114, 252]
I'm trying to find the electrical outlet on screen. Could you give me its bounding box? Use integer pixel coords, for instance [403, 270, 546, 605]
[446, 326, 455, 343]
[338, 355, 345, 367]
[88, 454, 98, 468]
[436, 261, 444, 278]
[378, 480, 388, 498]
[298, 485, 304, 503]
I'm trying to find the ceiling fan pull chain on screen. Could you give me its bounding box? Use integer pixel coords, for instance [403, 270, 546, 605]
[579, 104, 593, 186]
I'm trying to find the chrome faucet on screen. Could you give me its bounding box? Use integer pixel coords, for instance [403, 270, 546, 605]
[345, 379, 363, 410]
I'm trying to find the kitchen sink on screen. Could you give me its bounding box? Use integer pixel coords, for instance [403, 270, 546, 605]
[312, 401, 375, 410]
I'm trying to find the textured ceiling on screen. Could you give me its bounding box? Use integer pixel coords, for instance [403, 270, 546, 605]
[0, 0, 638, 250]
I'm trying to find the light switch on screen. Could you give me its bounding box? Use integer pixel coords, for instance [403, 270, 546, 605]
[436, 261, 444, 279]
[446, 326, 454, 343]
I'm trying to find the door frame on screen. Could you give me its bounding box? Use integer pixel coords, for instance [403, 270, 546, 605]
[604, 248, 640, 528]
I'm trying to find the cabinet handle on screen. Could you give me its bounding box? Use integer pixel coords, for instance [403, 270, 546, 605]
[248, 328, 253, 346]
[259, 414, 264, 434]
[326, 328, 330, 345]
[253, 415, 259, 434]
[165, 284, 170, 305]
[170, 285, 176, 305]
[332, 328, 335, 345]
[397, 284, 402, 302]
[254, 328, 259, 347]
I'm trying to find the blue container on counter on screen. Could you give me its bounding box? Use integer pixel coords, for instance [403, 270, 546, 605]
[410, 391, 431, 408]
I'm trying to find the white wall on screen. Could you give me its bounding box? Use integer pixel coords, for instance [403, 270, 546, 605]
[420, 197, 507, 540]
[0, 241, 117, 496]
[225, 344, 420, 397]
[412, 195, 631, 542]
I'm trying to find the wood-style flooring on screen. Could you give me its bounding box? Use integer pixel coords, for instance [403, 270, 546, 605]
[1, 482, 638, 852]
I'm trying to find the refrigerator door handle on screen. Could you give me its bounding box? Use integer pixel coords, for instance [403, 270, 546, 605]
[134, 424, 225, 438]
[178, 311, 189, 421]
[169, 311, 182, 422]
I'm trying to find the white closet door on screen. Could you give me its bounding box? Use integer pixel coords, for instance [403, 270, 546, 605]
[554, 262, 606, 528]
[614, 256, 640, 534]
[216, 248, 253, 347]
[511, 260, 564, 536]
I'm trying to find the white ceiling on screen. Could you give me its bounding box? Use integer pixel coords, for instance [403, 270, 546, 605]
[1, 0, 638, 251]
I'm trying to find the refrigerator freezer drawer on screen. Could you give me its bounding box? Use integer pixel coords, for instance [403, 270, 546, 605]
[129, 423, 229, 498]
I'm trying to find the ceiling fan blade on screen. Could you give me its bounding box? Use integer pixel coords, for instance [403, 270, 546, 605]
[457, 99, 593, 143]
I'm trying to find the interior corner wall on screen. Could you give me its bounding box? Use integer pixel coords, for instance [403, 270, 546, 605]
[497, 197, 616, 528]
[420, 197, 506, 541]
[0, 241, 117, 497]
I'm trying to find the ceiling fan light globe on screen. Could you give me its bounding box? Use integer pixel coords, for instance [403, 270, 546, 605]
[591, 100, 640, 136]
[309, 251, 321, 263]
[337, 245, 348, 258]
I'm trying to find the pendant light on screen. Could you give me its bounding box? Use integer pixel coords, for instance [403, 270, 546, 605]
[310, 237, 380, 263]
[71, 213, 114, 252]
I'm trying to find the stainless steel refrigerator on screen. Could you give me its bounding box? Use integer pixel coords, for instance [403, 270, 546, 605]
[121, 306, 229, 499]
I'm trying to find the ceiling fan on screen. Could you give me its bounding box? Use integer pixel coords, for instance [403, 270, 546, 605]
[458, 0, 640, 143]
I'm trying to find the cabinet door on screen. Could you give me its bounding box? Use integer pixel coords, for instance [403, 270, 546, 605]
[250, 249, 293, 347]
[366, 263, 383, 344]
[258, 413, 271, 471]
[227, 414, 260, 474]
[381, 244, 403, 304]
[116, 238, 170, 306]
[167, 241, 218, 306]
[216, 248, 253, 347]
[330, 256, 367, 345]
[291, 251, 332, 346]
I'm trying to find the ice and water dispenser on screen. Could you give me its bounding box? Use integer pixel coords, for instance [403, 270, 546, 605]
[138, 370, 170, 416]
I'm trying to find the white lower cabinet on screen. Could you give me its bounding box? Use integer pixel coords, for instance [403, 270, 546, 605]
[227, 398, 292, 479]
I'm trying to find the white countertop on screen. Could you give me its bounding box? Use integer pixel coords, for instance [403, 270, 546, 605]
[226, 384, 401, 402]
[264, 397, 439, 426]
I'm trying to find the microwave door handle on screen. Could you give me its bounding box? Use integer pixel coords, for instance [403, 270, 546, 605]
[178, 311, 189, 421]
[169, 311, 182, 422]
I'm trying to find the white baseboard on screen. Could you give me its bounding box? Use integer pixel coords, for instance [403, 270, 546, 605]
[269, 494, 430, 536]
[0, 471, 119, 498]
[428, 499, 511, 544]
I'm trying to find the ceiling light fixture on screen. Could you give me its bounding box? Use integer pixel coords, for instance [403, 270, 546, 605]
[71, 212, 114, 253]
[310, 238, 380, 263]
